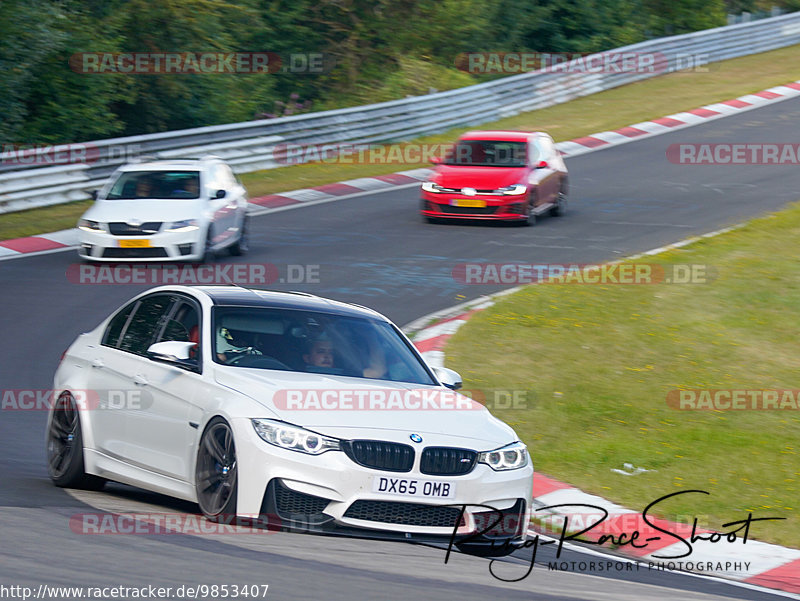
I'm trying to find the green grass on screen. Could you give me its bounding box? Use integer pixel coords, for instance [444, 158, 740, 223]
[445, 204, 800, 548]
[0, 200, 93, 241]
[2, 43, 799, 241]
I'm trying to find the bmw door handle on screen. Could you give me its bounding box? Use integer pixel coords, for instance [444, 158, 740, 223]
[91, 358, 105, 369]
[133, 374, 149, 386]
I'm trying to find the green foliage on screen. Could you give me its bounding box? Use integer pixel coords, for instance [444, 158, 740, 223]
[0, 0, 733, 144]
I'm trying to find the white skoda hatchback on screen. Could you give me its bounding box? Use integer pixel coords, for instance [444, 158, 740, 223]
[46, 286, 533, 555]
[77, 157, 248, 262]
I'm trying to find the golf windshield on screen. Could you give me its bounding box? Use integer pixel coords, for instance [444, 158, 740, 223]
[444, 140, 527, 167]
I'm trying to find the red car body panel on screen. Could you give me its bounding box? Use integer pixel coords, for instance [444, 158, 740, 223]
[420, 130, 568, 222]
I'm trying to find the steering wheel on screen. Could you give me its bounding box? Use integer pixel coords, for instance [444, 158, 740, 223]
[228, 353, 290, 370]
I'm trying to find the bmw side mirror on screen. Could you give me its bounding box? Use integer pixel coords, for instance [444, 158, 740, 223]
[146, 341, 198, 369]
[433, 366, 462, 390]
[535, 160, 549, 169]
[90, 189, 99, 200]
[214, 189, 226, 199]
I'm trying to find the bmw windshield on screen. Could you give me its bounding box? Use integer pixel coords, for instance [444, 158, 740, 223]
[212, 306, 436, 385]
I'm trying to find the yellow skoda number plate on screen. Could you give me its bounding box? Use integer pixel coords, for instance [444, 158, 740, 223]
[119, 239, 151, 248]
[452, 198, 486, 208]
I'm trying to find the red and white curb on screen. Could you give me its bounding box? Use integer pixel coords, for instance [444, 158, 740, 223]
[245, 167, 434, 216]
[3, 78, 800, 261]
[554, 80, 800, 158]
[406, 228, 800, 596]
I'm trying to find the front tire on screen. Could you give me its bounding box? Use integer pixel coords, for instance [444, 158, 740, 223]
[195, 417, 238, 522]
[522, 198, 537, 226]
[46, 391, 106, 490]
[195, 228, 215, 264]
[228, 218, 249, 256]
[550, 188, 567, 217]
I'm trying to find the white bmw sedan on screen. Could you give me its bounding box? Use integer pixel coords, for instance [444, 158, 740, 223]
[77, 157, 248, 262]
[47, 286, 533, 554]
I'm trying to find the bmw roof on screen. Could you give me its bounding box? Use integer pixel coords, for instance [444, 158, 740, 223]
[196, 286, 386, 320]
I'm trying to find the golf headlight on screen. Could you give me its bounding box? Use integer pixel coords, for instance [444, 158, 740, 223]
[499, 184, 527, 195]
[478, 441, 528, 471]
[166, 219, 199, 232]
[78, 219, 103, 232]
[422, 181, 445, 193]
[251, 419, 340, 455]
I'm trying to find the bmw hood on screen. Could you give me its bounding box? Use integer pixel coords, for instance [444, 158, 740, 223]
[81, 199, 203, 225]
[432, 165, 527, 190]
[214, 368, 517, 446]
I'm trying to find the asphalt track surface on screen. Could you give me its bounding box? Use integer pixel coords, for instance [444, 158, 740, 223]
[2, 97, 800, 601]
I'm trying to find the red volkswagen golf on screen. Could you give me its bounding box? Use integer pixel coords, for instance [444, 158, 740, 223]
[420, 130, 568, 225]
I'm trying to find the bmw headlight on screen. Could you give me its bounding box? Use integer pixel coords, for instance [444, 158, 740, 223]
[165, 219, 200, 232]
[78, 219, 104, 232]
[421, 181, 445, 193]
[498, 184, 527, 196]
[251, 419, 340, 455]
[478, 441, 528, 471]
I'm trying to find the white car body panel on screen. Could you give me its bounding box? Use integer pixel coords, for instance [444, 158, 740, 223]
[77, 159, 248, 262]
[52, 286, 533, 543]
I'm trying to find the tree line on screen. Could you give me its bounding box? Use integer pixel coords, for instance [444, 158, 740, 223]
[0, 0, 793, 145]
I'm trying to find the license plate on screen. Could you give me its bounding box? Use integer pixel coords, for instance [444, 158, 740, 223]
[119, 239, 151, 248]
[452, 198, 486, 208]
[372, 476, 455, 499]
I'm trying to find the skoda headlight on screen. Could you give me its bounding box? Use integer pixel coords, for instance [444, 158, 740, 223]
[78, 219, 104, 232]
[421, 181, 445, 193]
[478, 441, 528, 471]
[166, 219, 199, 232]
[251, 419, 340, 455]
[498, 184, 527, 196]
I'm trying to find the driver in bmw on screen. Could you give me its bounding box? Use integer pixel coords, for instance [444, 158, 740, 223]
[303, 332, 386, 378]
[216, 326, 262, 364]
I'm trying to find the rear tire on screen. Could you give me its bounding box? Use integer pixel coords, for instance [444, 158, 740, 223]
[46, 391, 106, 490]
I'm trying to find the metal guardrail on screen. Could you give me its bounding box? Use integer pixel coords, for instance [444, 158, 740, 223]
[2, 11, 800, 215]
